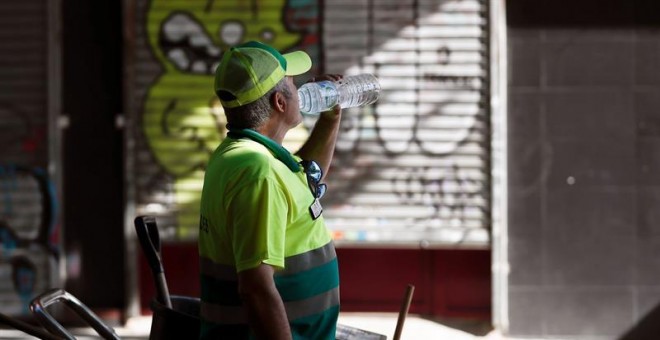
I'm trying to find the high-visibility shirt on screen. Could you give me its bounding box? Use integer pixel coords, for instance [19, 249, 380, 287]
[198, 136, 339, 339]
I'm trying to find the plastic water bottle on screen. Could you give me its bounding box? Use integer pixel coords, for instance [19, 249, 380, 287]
[298, 74, 381, 115]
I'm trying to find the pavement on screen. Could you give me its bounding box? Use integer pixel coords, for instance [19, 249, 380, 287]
[0, 313, 555, 339]
[335, 313, 552, 340]
[337, 312, 492, 340]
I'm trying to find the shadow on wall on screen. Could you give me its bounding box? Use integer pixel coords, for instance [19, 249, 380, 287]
[619, 303, 660, 340]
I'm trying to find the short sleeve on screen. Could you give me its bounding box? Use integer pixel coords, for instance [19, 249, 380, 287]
[227, 177, 288, 272]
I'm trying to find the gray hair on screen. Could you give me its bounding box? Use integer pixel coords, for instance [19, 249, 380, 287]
[224, 78, 293, 130]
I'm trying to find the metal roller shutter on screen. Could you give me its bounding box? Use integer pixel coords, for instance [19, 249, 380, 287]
[128, 0, 490, 248]
[0, 0, 60, 316]
[323, 0, 491, 247]
[128, 0, 323, 239]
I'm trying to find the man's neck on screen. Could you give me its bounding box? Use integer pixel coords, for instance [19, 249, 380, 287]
[255, 119, 290, 145]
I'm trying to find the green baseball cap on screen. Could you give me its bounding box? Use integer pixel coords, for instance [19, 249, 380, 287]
[214, 41, 312, 108]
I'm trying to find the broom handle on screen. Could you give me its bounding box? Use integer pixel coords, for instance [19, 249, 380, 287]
[393, 284, 415, 340]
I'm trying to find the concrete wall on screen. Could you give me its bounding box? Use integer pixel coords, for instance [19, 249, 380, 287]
[507, 0, 660, 338]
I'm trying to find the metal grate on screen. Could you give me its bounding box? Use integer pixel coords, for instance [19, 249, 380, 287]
[128, 0, 490, 247]
[322, 0, 491, 247]
[0, 0, 58, 316]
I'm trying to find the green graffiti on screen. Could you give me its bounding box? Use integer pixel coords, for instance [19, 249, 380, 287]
[143, 0, 310, 238]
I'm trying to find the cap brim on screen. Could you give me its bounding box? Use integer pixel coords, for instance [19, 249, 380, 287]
[283, 50, 312, 76]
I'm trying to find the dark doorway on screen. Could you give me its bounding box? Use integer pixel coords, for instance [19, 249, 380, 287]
[62, 0, 125, 311]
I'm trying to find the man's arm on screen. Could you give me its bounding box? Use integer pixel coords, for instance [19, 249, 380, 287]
[296, 104, 342, 180]
[238, 263, 292, 339]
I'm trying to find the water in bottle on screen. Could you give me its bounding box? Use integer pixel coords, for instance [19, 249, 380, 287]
[298, 80, 339, 115]
[298, 74, 381, 115]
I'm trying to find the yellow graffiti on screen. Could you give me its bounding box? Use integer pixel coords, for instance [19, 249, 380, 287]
[143, 0, 310, 238]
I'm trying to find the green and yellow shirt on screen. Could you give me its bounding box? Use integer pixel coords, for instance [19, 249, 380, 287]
[198, 136, 339, 339]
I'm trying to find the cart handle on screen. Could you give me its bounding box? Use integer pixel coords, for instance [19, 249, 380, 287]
[0, 311, 63, 340]
[30, 288, 120, 340]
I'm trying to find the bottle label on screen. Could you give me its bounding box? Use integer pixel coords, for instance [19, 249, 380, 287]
[316, 81, 339, 108]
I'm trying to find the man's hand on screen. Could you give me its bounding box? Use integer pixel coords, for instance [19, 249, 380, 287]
[320, 100, 342, 122]
[308, 74, 343, 121]
[296, 74, 345, 177]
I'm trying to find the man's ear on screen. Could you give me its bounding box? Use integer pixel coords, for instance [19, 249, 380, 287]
[271, 91, 287, 113]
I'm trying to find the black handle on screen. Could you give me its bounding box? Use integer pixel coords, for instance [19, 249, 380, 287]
[134, 216, 163, 274]
[134, 215, 172, 308]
